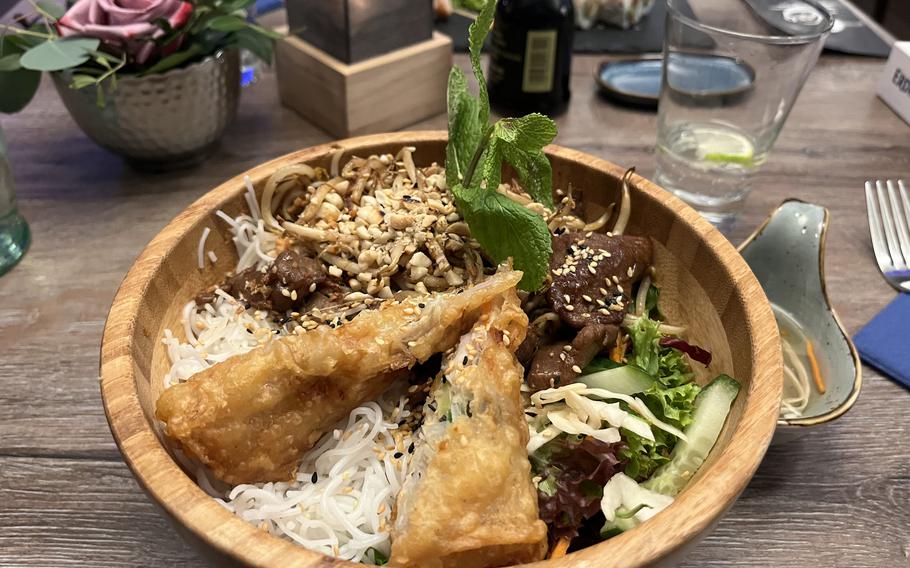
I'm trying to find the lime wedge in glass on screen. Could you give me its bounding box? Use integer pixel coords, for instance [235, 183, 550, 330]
[690, 126, 756, 167]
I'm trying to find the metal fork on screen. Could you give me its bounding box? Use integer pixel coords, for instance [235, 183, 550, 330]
[865, 179, 910, 292]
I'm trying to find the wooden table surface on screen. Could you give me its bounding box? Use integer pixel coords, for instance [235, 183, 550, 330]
[1, 49, 909, 567]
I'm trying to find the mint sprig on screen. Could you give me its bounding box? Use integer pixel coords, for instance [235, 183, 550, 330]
[446, 0, 556, 292]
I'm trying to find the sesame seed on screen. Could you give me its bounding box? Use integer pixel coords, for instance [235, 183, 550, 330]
[559, 352, 567, 361]
[311, 472, 318, 483]
[617, 284, 624, 293]
[564, 294, 571, 303]
[571, 365, 582, 374]
[309, 283, 317, 293]
[563, 345, 572, 352]
[585, 231, 593, 237]
[600, 287, 608, 296]
[613, 275, 620, 284]
[393, 452, 403, 459]
[565, 305, 575, 311]
[376, 337, 385, 345]
[582, 294, 592, 302]
[290, 289, 298, 301]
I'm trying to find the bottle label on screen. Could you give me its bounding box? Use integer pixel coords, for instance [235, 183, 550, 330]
[522, 30, 558, 94]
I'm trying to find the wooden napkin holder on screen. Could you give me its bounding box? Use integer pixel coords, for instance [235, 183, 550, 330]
[275, 31, 452, 138]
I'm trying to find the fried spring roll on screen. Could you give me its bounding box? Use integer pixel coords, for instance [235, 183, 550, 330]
[156, 270, 522, 485]
[389, 288, 548, 568]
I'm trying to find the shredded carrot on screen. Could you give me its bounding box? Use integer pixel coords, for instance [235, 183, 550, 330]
[548, 537, 571, 559]
[805, 340, 826, 394]
[610, 332, 627, 363]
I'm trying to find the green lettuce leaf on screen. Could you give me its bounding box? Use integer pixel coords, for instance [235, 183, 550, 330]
[627, 315, 662, 377]
[619, 311, 701, 480]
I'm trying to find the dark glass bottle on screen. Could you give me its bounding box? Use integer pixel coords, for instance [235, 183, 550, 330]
[488, 0, 574, 116]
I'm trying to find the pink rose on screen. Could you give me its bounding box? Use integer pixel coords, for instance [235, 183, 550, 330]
[58, 0, 194, 66]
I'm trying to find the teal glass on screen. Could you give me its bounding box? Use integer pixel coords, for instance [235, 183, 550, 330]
[0, 125, 30, 276]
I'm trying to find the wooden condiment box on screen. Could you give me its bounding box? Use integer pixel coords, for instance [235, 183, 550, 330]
[275, 31, 453, 138]
[285, 0, 434, 64]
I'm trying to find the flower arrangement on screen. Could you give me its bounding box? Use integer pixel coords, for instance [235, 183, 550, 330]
[0, 0, 280, 112]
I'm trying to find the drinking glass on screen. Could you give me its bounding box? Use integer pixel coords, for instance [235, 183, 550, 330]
[654, 0, 834, 223]
[0, 125, 30, 276]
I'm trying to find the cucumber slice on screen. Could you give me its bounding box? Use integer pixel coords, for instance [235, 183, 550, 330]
[600, 513, 638, 538]
[643, 374, 740, 497]
[579, 365, 655, 395]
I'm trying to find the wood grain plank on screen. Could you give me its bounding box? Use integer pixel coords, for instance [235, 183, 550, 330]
[0, 457, 201, 567]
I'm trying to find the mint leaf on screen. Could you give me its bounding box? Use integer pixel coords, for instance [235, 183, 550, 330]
[444, 0, 556, 292]
[494, 114, 557, 150]
[452, 183, 552, 291]
[445, 66, 484, 189]
[492, 114, 557, 208]
[500, 145, 554, 208]
[477, 135, 502, 191]
[468, 0, 495, 126]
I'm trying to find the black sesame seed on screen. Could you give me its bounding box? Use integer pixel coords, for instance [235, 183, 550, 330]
[311, 472, 318, 483]
[462, 356, 468, 365]
[394, 452, 403, 459]
[408, 442, 415, 453]
[418, 303, 426, 308]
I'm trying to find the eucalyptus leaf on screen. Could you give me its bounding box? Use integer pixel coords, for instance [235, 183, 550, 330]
[0, 67, 40, 113]
[1, 32, 39, 53]
[152, 17, 174, 35]
[69, 73, 97, 89]
[247, 22, 283, 39]
[20, 38, 100, 72]
[207, 15, 248, 32]
[0, 53, 21, 71]
[235, 28, 272, 65]
[140, 42, 202, 76]
[217, 0, 254, 14]
[35, 1, 66, 20]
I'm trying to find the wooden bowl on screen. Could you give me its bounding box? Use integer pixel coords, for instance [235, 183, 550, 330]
[100, 131, 782, 567]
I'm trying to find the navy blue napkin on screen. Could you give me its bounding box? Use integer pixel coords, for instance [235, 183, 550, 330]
[854, 294, 910, 390]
